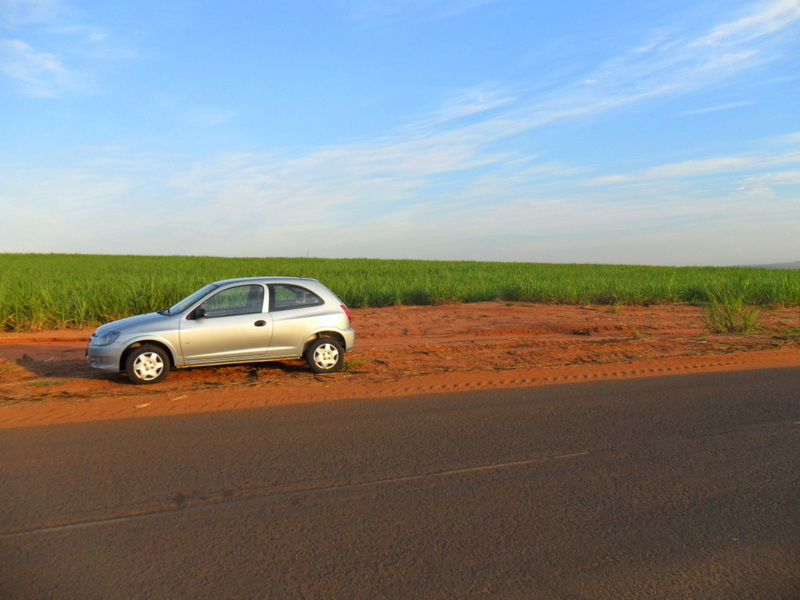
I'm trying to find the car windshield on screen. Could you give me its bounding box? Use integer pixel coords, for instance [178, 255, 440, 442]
[167, 283, 220, 315]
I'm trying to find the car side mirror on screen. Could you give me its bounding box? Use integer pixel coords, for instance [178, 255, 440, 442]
[193, 306, 207, 319]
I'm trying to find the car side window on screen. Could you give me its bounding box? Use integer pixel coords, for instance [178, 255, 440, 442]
[201, 285, 265, 317]
[268, 284, 324, 312]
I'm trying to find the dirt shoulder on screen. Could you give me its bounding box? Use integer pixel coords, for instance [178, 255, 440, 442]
[1, 302, 798, 428]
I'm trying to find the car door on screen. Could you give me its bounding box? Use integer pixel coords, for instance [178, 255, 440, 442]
[264, 283, 326, 357]
[179, 284, 274, 364]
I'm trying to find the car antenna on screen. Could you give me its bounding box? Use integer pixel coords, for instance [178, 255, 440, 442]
[300, 250, 310, 279]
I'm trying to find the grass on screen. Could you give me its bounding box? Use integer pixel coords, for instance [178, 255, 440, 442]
[26, 380, 65, 388]
[702, 285, 762, 334]
[1, 253, 798, 331]
[342, 360, 367, 371]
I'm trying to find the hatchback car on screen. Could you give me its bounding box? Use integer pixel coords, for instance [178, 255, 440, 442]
[87, 277, 355, 384]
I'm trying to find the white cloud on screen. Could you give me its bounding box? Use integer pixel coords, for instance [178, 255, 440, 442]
[0, 38, 68, 96]
[422, 85, 516, 126]
[343, 0, 499, 22]
[0, 0, 62, 26]
[537, 0, 799, 119]
[2, 135, 798, 264]
[680, 100, 755, 115]
[353, 0, 796, 168]
[695, 0, 800, 46]
[57, 24, 108, 43]
[736, 168, 800, 196]
[2, 1, 798, 265]
[0, 0, 123, 96]
[183, 106, 238, 128]
[641, 157, 756, 180]
[589, 149, 800, 185]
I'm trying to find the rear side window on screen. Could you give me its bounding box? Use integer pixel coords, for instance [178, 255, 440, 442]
[268, 284, 324, 312]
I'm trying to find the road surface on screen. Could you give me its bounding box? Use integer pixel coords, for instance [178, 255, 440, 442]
[1, 368, 798, 599]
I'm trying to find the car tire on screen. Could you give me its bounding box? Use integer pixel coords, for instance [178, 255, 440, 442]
[124, 344, 170, 384]
[305, 337, 344, 373]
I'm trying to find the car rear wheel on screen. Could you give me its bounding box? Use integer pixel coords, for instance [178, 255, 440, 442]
[305, 337, 344, 373]
[125, 344, 170, 384]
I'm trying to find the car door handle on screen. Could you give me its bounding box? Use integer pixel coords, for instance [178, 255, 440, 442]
[254, 320, 267, 327]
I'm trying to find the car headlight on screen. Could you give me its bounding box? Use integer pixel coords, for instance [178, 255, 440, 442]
[93, 331, 121, 346]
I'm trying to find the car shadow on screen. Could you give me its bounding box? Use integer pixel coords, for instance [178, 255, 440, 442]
[14, 355, 106, 381]
[13, 354, 310, 386]
[173, 361, 311, 385]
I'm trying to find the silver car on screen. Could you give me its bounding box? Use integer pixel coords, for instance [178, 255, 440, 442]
[87, 277, 355, 384]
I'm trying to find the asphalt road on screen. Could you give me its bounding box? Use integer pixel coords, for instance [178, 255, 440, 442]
[1, 368, 798, 599]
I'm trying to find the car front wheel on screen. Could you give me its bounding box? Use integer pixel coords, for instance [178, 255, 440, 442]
[305, 338, 344, 373]
[124, 344, 170, 384]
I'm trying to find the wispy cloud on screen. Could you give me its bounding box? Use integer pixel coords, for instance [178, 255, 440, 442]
[540, 0, 796, 116]
[3, 131, 798, 263]
[3, 1, 798, 264]
[343, 0, 500, 22]
[349, 0, 798, 169]
[146, 0, 800, 262]
[0, 0, 123, 96]
[183, 106, 238, 128]
[694, 0, 800, 45]
[0, 37, 68, 96]
[416, 85, 517, 127]
[0, 0, 62, 26]
[680, 100, 755, 115]
[737, 168, 800, 196]
[589, 147, 800, 185]
[56, 24, 108, 43]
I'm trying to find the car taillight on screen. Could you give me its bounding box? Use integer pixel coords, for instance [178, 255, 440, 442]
[341, 304, 352, 321]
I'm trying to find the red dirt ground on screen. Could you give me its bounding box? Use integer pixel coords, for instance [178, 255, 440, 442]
[1, 302, 798, 428]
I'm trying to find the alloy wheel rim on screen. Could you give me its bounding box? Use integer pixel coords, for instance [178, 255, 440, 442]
[133, 352, 164, 380]
[313, 343, 339, 369]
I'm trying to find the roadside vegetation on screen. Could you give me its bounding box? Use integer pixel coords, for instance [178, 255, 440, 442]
[702, 284, 764, 334]
[1, 253, 798, 331]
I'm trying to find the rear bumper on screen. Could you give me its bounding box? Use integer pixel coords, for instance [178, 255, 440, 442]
[343, 329, 356, 351]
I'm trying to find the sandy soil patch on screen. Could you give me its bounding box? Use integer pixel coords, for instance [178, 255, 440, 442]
[1, 302, 798, 428]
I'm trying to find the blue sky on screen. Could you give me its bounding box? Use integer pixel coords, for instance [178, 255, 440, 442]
[1, 0, 798, 265]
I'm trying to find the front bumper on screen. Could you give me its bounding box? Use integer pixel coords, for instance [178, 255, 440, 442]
[86, 345, 124, 371]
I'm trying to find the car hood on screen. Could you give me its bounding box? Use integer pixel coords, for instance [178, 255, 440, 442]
[94, 312, 177, 336]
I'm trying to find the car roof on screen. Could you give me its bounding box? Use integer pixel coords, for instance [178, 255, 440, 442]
[211, 276, 321, 286]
